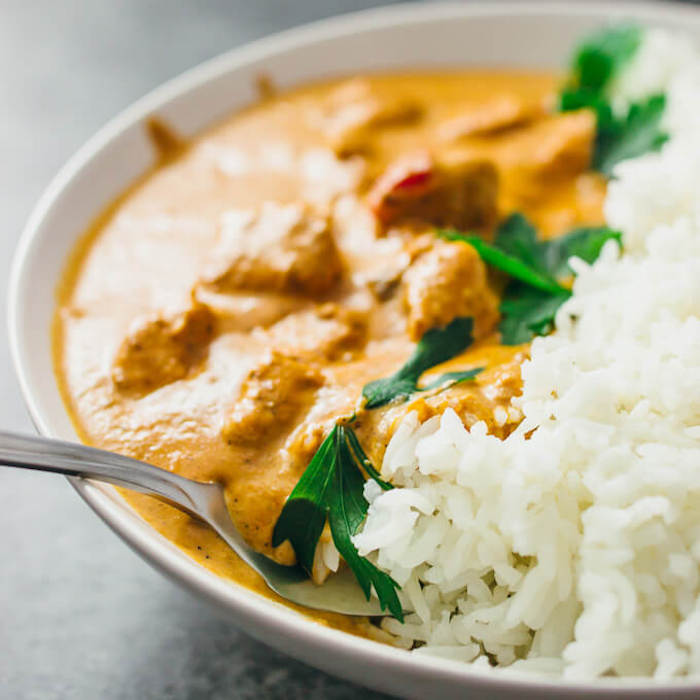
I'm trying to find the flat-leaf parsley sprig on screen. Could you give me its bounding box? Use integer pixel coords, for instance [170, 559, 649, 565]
[441, 214, 621, 344]
[558, 24, 668, 175]
[362, 316, 483, 409]
[275, 316, 486, 620]
[272, 422, 403, 620]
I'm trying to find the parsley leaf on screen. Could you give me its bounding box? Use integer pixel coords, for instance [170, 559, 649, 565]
[272, 425, 403, 620]
[441, 229, 565, 295]
[441, 215, 621, 344]
[499, 284, 570, 345]
[490, 215, 622, 278]
[362, 316, 479, 409]
[329, 427, 402, 618]
[541, 225, 622, 278]
[344, 426, 392, 490]
[559, 24, 668, 175]
[271, 427, 338, 573]
[491, 212, 541, 267]
[595, 94, 668, 175]
[572, 24, 642, 91]
[421, 368, 484, 392]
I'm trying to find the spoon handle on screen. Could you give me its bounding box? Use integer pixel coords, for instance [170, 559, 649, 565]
[0, 431, 215, 517]
[0, 431, 389, 614]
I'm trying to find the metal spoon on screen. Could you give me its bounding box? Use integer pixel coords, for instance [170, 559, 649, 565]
[0, 431, 385, 616]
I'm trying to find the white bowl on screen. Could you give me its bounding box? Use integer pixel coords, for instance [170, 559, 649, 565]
[9, 2, 700, 697]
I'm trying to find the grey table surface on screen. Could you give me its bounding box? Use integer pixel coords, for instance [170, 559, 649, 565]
[2, 1, 698, 699]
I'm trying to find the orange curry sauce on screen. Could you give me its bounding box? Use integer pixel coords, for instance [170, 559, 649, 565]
[53, 71, 604, 637]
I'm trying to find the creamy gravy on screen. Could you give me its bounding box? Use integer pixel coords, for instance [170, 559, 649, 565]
[54, 71, 604, 636]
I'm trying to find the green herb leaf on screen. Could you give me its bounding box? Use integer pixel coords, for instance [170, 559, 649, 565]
[330, 427, 403, 620]
[420, 368, 484, 391]
[487, 214, 622, 279]
[541, 226, 622, 277]
[559, 86, 615, 125]
[344, 426, 393, 491]
[272, 425, 403, 619]
[441, 230, 565, 295]
[499, 283, 571, 345]
[595, 94, 668, 175]
[560, 24, 668, 175]
[491, 213, 541, 268]
[441, 215, 621, 344]
[572, 24, 642, 91]
[362, 316, 477, 409]
[271, 426, 338, 573]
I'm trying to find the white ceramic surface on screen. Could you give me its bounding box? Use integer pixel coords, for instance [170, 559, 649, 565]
[9, 3, 700, 697]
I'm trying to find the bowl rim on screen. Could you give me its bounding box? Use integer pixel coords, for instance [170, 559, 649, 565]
[9, 1, 700, 695]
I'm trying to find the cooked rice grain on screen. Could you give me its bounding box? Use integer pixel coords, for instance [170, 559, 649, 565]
[354, 28, 700, 678]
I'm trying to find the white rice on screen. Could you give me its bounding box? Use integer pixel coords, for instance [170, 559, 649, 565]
[353, 28, 700, 678]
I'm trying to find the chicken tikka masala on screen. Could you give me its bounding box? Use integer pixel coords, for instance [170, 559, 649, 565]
[54, 70, 606, 636]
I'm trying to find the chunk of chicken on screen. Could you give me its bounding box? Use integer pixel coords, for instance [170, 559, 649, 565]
[259, 303, 368, 361]
[112, 304, 215, 394]
[438, 94, 546, 141]
[480, 349, 528, 406]
[402, 239, 500, 341]
[498, 110, 595, 181]
[351, 346, 528, 469]
[222, 351, 323, 445]
[367, 150, 498, 232]
[426, 349, 527, 439]
[318, 79, 423, 157]
[202, 202, 343, 297]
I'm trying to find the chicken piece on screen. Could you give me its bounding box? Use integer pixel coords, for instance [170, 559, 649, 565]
[367, 150, 498, 232]
[318, 79, 423, 157]
[350, 347, 527, 470]
[427, 350, 526, 439]
[402, 239, 500, 341]
[480, 349, 528, 405]
[498, 110, 596, 181]
[112, 304, 215, 394]
[194, 286, 308, 334]
[222, 351, 323, 445]
[259, 303, 368, 361]
[201, 202, 343, 297]
[438, 94, 546, 141]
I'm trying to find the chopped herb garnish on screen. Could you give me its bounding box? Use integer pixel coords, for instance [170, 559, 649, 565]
[440, 214, 621, 344]
[272, 425, 403, 619]
[572, 23, 642, 92]
[559, 24, 668, 175]
[344, 426, 392, 491]
[441, 227, 567, 296]
[559, 85, 615, 131]
[362, 316, 480, 409]
[489, 214, 622, 278]
[594, 94, 668, 175]
[421, 368, 484, 392]
[499, 284, 569, 345]
[491, 212, 541, 268]
[271, 429, 335, 574]
[540, 225, 622, 278]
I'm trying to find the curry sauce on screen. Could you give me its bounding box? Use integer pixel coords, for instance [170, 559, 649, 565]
[53, 71, 605, 635]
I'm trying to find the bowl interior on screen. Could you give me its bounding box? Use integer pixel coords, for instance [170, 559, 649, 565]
[10, 3, 700, 697]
